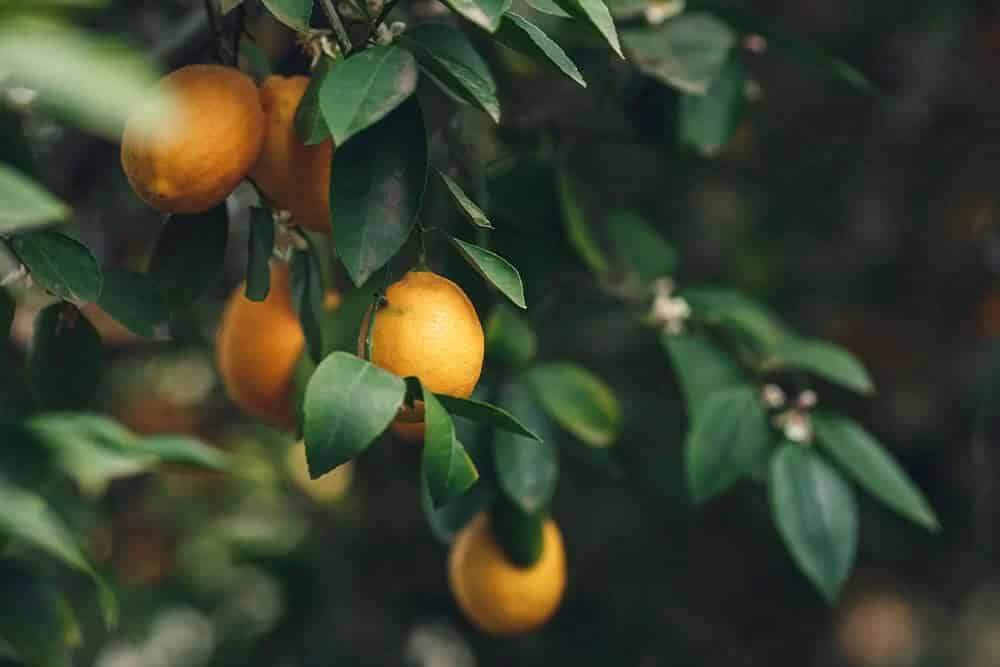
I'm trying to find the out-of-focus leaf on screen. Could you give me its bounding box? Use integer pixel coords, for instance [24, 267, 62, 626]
[0, 165, 69, 233]
[290, 245, 324, 363]
[606, 210, 677, 283]
[246, 207, 274, 302]
[26, 303, 103, 411]
[261, 0, 312, 30]
[662, 331, 745, 417]
[764, 337, 874, 395]
[10, 231, 101, 303]
[554, 0, 622, 57]
[421, 383, 479, 507]
[523, 0, 570, 17]
[0, 560, 78, 667]
[527, 363, 620, 447]
[135, 435, 229, 472]
[679, 56, 746, 155]
[448, 236, 526, 308]
[421, 476, 492, 542]
[485, 303, 536, 366]
[439, 0, 511, 32]
[147, 204, 228, 313]
[494, 380, 558, 513]
[97, 270, 167, 338]
[0, 289, 11, 340]
[681, 286, 788, 350]
[491, 497, 544, 566]
[557, 168, 608, 275]
[495, 13, 586, 87]
[295, 56, 333, 145]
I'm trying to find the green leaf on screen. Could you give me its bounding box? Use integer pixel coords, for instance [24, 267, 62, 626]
[246, 207, 274, 302]
[400, 24, 500, 124]
[421, 475, 492, 542]
[769, 444, 858, 602]
[0, 479, 116, 626]
[320, 45, 419, 145]
[0, 18, 169, 141]
[0, 164, 69, 232]
[330, 98, 428, 286]
[522, 0, 571, 18]
[485, 303, 537, 366]
[662, 331, 744, 418]
[97, 270, 167, 338]
[240, 41, 272, 84]
[681, 286, 788, 350]
[438, 172, 494, 228]
[135, 435, 229, 472]
[290, 245, 324, 363]
[494, 380, 559, 512]
[495, 13, 586, 87]
[295, 56, 333, 145]
[621, 12, 735, 94]
[320, 280, 378, 355]
[554, 0, 622, 58]
[813, 412, 938, 531]
[27, 303, 103, 411]
[491, 496, 544, 566]
[447, 236, 526, 308]
[261, 0, 313, 30]
[764, 337, 874, 395]
[685, 385, 772, 503]
[435, 394, 542, 441]
[527, 363, 620, 447]
[0, 560, 78, 667]
[302, 352, 407, 476]
[421, 384, 479, 507]
[10, 231, 101, 303]
[605, 210, 677, 283]
[438, 0, 511, 32]
[148, 204, 229, 313]
[557, 168, 608, 274]
[679, 56, 746, 155]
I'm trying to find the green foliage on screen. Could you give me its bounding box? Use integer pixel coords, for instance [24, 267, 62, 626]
[436, 394, 542, 441]
[554, 0, 622, 57]
[528, 363, 620, 447]
[557, 167, 608, 274]
[494, 13, 586, 87]
[295, 57, 334, 145]
[485, 304, 537, 366]
[606, 210, 678, 284]
[147, 205, 229, 314]
[447, 236, 526, 308]
[494, 380, 559, 513]
[491, 496, 545, 567]
[679, 56, 746, 155]
[437, 0, 511, 32]
[290, 244, 325, 363]
[420, 381, 480, 507]
[10, 231, 101, 303]
[0, 164, 69, 232]
[97, 270, 167, 338]
[0, 560, 78, 667]
[27, 303, 103, 411]
[439, 171, 494, 229]
[261, 0, 313, 31]
[663, 332, 746, 417]
[764, 337, 875, 395]
[245, 207, 274, 302]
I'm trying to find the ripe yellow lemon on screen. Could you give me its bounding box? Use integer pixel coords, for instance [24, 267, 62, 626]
[251, 75, 333, 234]
[448, 513, 567, 635]
[121, 64, 264, 214]
[217, 264, 303, 430]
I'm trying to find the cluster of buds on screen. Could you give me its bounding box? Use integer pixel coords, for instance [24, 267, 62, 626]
[374, 21, 407, 46]
[647, 277, 691, 335]
[299, 31, 341, 69]
[762, 384, 818, 444]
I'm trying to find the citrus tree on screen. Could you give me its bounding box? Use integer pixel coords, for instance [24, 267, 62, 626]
[0, 0, 939, 664]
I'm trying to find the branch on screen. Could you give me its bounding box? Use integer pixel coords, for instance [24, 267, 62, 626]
[317, 0, 353, 55]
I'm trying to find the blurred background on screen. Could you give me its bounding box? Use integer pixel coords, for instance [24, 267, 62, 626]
[4, 0, 1000, 665]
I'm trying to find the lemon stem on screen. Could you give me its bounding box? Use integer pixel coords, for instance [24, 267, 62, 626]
[491, 494, 544, 568]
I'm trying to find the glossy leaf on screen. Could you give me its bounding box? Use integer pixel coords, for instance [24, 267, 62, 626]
[438, 0, 511, 32]
[523, 0, 570, 18]
[10, 231, 101, 303]
[400, 24, 500, 123]
[97, 270, 167, 338]
[439, 172, 493, 228]
[422, 384, 479, 507]
[290, 245, 324, 363]
[528, 363, 620, 447]
[679, 56, 746, 155]
[662, 331, 744, 417]
[435, 394, 542, 441]
[606, 210, 677, 283]
[0, 164, 69, 232]
[495, 13, 586, 87]
[764, 337, 874, 395]
[621, 12, 735, 94]
[685, 385, 772, 503]
[303, 352, 407, 476]
[27, 303, 103, 411]
[295, 56, 333, 145]
[261, 0, 312, 31]
[447, 236, 526, 308]
[320, 280, 378, 355]
[557, 168, 608, 274]
[494, 380, 559, 513]
[148, 204, 228, 313]
[246, 207, 274, 301]
[0, 560, 78, 667]
[554, 0, 622, 57]
[330, 98, 428, 286]
[320, 45, 419, 145]
[485, 303, 537, 366]
[813, 412, 938, 531]
[769, 444, 858, 602]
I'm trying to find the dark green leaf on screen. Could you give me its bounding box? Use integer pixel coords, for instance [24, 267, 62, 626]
[662, 331, 744, 417]
[813, 412, 938, 531]
[769, 444, 857, 602]
[557, 168, 608, 274]
[10, 231, 101, 303]
[246, 207, 274, 301]
[621, 12, 735, 94]
[261, 0, 313, 30]
[447, 236, 526, 308]
[148, 204, 228, 313]
[435, 393, 542, 441]
[485, 303, 537, 366]
[421, 475, 492, 542]
[320, 45, 419, 145]
[765, 337, 874, 395]
[686, 385, 772, 503]
[422, 384, 479, 507]
[438, 0, 511, 32]
[27, 303, 103, 411]
[522, 0, 570, 18]
[320, 280, 378, 355]
[495, 13, 586, 87]
[681, 286, 788, 350]
[606, 210, 677, 283]
[97, 270, 167, 338]
[0, 560, 78, 667]
[494, 380, 558, 512]
[291, 245, 326, 363]
[0, 164, 69, 232]
[302, 352, 407, 476]
[0, 289, 13, 340]
[438, 172, 494, 228]
[295, 56, 333, 145]
[554, 0, 622, 57]
[400, 24, 500, 123]
[330, 98, 428, 286]
[679, 56, 745, 154]
[491, 496, 544, 566]
[527, 363, 620, 447]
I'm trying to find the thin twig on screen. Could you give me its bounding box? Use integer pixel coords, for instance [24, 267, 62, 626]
[202, 0, 223, 62]
[318, 0, 353, 55]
